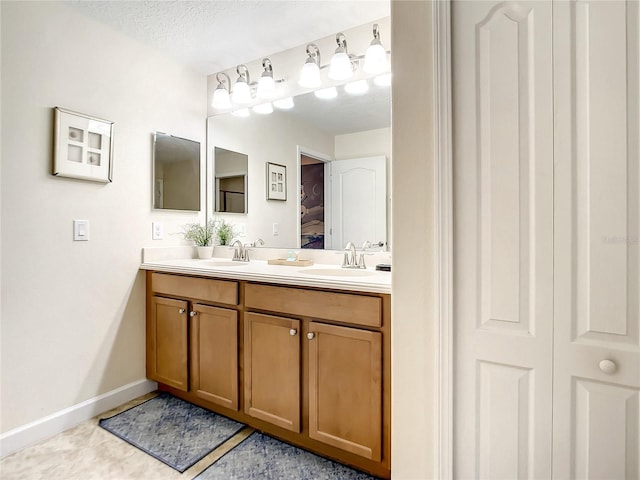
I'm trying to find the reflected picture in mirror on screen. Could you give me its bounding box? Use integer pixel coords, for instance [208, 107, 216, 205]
[215, 147, 248, 214]
[153, 132, 200, 211]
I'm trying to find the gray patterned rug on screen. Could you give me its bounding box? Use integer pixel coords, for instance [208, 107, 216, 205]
[99, 393, 244, 473]
[194, 432, 380, 480]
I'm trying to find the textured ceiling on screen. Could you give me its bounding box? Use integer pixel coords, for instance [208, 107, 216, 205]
[65, 0, 391, 75]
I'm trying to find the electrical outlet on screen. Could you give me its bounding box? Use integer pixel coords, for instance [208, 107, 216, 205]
[73, 220, 89, 241]
[152, 222, 164, 240]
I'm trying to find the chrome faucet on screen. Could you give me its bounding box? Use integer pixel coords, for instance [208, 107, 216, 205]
[242, 238, 264, 262]
[231, 239, 246, 262]
[341, 241, 374, 269]
[358, 241, 372, 269]
[342, 241, 365, 269]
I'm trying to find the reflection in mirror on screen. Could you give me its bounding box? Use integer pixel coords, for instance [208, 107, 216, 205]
[153, 132, 200, 211]
[206, 81, 390, 250]
[214, 147, 248, 214]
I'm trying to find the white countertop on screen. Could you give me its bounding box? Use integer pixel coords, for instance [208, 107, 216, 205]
[140, 257, 391, 294]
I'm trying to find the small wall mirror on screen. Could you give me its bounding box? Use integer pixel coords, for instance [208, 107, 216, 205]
[214, 147, 248, 214]
[153, 132, 200, 211]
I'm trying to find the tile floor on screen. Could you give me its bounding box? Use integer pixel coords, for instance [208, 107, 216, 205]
[0, 392, 254, 480]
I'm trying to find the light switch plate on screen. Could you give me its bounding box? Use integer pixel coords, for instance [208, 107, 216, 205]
[73, 220, 89, 241]
[152, 222, 164, 240]
[272, 223, 279, 236]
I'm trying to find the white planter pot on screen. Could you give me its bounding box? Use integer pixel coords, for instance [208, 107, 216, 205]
[196, 246, 213, 259]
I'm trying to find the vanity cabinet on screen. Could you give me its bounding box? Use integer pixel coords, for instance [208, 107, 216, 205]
[308, 322, 382, 461]
[145, 271, 391, 478]
[244, 312, 300, 432]
[191, 304, 238, 409]
[148, 296, 189, 391]
[244, 283, 386, 463]
[146, 273, 240, 408]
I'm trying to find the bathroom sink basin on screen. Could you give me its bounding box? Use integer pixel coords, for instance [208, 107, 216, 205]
[299, 268, 375, 277]
[206, 260, 248, 267]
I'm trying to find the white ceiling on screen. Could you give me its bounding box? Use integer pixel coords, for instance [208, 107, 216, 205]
[65, 0, 391, 75]
[64, 0, 391, 135]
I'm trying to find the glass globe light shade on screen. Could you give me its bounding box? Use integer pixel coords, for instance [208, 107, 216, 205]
[363, 42, 388, 74]
[212, 86, 231, 109]
[231, 80, 251, 105]
[299, 60, 321, 88]
[257, 75, 276, 99]
[328, 50, 353, 81]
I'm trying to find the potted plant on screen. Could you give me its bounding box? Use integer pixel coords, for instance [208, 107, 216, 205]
[183, 219, 216, 259]
[215, 218, 237, 246]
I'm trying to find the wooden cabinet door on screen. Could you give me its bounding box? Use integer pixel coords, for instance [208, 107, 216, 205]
[244, 312, 300, 432]
[308, 322, 382, 461]
[147, 296, 189, 391]
[191, 304, 238, 410]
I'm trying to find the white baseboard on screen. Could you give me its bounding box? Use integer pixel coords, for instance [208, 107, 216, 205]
[0, 379, 157, 458]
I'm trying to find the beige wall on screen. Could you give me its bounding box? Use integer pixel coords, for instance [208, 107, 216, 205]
[391, 1, 437, 478]
[334, 127, 391, 160]
[0, 1, 206, 432]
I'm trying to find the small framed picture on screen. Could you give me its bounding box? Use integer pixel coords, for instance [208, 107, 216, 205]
[266, 162, 287, 201]
[53, 107, 114, 183]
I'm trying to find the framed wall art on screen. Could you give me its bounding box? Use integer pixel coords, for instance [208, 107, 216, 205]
[266, 162, 287, 201]
[53, 107, 114, 183]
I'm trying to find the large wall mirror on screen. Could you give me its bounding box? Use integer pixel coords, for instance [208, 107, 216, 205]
[206, 19, 391, 251]
[153, 132, 200, 211]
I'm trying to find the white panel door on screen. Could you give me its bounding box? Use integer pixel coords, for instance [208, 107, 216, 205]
[452, 1, 554, 478]
[330, 156, 386, 250]
[553, 1, 640, 478]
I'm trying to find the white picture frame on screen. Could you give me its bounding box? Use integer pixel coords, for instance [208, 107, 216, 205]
[53, 107, 114, 183]
[266, 162, 287, 201]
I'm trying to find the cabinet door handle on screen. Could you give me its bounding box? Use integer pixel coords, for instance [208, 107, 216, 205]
[599, 359, 617, 374]
[307, 332, 315, 340]
[289, 329, 297, 336]
[190, 311, 197, 317]
[178, 308, 186, 314]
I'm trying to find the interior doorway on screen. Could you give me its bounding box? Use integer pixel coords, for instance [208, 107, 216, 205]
[300, 153, 329, 249]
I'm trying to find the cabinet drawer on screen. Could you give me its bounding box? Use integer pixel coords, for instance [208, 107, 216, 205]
[245, 283, 381, 327]
[151, 273, 238, 305]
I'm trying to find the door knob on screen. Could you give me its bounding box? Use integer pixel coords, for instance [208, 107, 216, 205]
[190, 311, 197, 317]
[599, 359, 617, 374]
[178, 308, 186, 314]
[307, 332, 315, 340]
[289, 329, 297, 336]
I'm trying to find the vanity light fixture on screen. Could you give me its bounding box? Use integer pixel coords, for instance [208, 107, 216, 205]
[273, 97, 295, 109]
[252, 102, 273, 115]
[363, 24, 389, 74]
[328, 33, 354, 81]
[256, 58, 276, 99]
[211, 72, 232, 109]
[231, 65, 252, 105]
[297, 24, 390, 90]
[298, 43, 322, 88]
[344, 79, 369, 95]
[314, 86, 338, 100]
